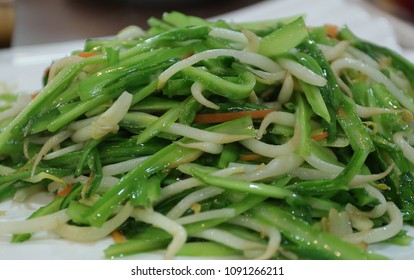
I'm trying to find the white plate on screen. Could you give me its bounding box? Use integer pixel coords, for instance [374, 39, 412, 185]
[0, 0, 414, 260]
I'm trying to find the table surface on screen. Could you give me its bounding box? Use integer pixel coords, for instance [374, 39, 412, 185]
[10, 0, 265, 47]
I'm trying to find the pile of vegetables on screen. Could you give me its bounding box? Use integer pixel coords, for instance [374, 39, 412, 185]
[1, 12, 414, 259]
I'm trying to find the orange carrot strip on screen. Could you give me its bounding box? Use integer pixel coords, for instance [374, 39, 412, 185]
[239, 154, 263, 161]
[31, 92, 39, 100]
[181, 52, 194, 60]
[311, 131, 329, 141]
[77, 51, 100, 58]
[194, 109, 275, 124]
[325, 24, 338, 38]
[111, 230, 126, 243]
[56, 184, 73, 197]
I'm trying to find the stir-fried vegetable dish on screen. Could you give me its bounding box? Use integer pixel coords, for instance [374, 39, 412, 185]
[1, 12, 414, 259]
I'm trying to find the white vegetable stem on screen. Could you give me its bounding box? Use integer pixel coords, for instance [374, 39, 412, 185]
[132, 207, 187, 260]
[343, 202, 403, 244]
[157, 49, 282, 88]
[0, 210, 70, 234]
[278, 58, 327, 87]
[71, 91, 133, 143]
[331, 57, 414, 112]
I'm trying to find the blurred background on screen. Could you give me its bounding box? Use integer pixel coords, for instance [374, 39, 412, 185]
[1, 0, 265, 48]
[0, 0, 413, 49]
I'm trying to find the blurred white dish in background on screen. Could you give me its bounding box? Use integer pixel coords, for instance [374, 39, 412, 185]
[215, 0, 414, 61]
[214, 0, 401, 52]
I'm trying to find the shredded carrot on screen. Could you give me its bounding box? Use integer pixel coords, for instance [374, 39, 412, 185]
[77, 51, 100, 58]
[111, 230, 126, 243]
[56, 184, 73, 197]
[239, 154, 264, 161]
[181, 52, 194, 60]
[337, 108, 346, 118]
[325, 24, 338, 38]
[311, 131, 329, 141]
[31, 92, 39, 100]
[194, 109, 275, 124]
